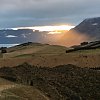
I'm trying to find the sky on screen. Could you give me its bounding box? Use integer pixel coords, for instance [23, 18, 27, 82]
[0, 0, 100, 28]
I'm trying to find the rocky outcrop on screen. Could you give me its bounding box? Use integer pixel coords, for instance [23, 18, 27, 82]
[66, 40, 100, 53]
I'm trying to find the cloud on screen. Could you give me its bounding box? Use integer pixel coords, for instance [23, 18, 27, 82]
[0, 0, 100, 27]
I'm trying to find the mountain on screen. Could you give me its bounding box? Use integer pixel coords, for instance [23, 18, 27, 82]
[59, 17, 100, 46]
[0, 29, 64, 45]
[0, 29, 41, 44]
[72, 17, 100, 39]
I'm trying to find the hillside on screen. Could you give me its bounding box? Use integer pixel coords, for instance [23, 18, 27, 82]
[66, 40, 100, 53]
[0, 68, 50, 100]
[2, 42, 67, 58]
[0, 78, 49, 100]
[0, 63, 100, 100]
[0, 42, 100, 68]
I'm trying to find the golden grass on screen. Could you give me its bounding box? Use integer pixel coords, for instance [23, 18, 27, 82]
[0, 44, 100, 68]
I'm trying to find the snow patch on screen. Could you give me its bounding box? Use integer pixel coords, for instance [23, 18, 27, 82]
[22, 34, 26, 38]
[6, 35, 17, 38]
[0, 44, 19, 47]
[92, 23, 98, 25]
[28, 33, 32, 35]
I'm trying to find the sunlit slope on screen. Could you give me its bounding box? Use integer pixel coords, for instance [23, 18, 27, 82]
[0, 78, 49, 100]
[3, 43, 67, 58]
[0, 78, 17, 99]
[0, 42, 100, 68]
[0, 74, 49, 100]
[0, 86, 49, 100]
[0, 78, 15, 88]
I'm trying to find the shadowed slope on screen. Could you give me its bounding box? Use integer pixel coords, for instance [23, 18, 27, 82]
[0, 63, 100, 100]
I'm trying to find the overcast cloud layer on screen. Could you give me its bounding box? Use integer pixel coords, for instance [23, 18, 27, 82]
[0, 0, 100, 28]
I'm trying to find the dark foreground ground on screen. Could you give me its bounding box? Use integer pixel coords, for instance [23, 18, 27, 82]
[0, 63, 100, 100]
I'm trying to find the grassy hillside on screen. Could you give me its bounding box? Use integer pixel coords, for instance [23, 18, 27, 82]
[0, 78, 17, 99]
[0, 77, 49, 100]
[0, 63, 100, 100]
[3, 43, 67, 58]
[0, 42, 100, 68]
[0, 86, 49, 100]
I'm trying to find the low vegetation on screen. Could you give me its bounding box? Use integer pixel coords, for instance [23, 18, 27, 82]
[66, 40, 100, 53]
[0, 63, 100, 100]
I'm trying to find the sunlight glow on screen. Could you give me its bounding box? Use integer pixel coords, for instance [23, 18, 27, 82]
[48, 31, 62, 34]
[12, 25, 75, 32]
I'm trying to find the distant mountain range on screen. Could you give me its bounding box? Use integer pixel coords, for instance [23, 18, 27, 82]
[0, 29, 64, 45]
[0, 17, 100, 46]
[0, 29, 47, 44]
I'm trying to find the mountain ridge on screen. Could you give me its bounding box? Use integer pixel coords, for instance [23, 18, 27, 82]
[58, 17, 100, 46]
[70, 17, 100, 39]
